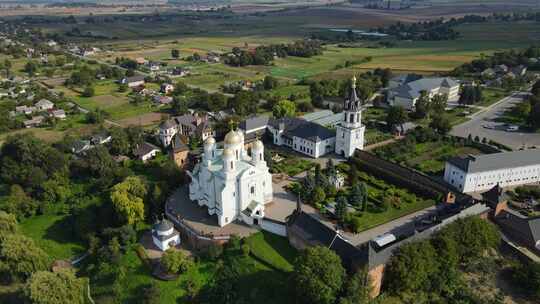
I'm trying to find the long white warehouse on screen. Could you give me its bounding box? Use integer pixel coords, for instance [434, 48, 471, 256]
[444, 149, 540, 193]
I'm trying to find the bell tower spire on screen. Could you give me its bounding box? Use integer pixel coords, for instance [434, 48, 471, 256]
[335, 74, 366, 158]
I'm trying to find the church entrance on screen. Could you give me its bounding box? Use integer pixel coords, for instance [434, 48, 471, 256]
[253, 218, 259, 226]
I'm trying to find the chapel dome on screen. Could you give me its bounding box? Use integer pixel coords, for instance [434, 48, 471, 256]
[224, 130, 241, 145]
[253, 140, 264, 150]
[205, 137, 216, 145]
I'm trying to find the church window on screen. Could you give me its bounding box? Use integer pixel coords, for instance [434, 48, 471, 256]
[342, 132, 345, 139]
[230, 161, 234, 170]
[212, 151, 215, 158]
[349, 114, 354, 123]
[260, 154, 262, 161]
[251, 186, 255, 194]
[356, 113, 360, 122]
[236, 150, 239, 160]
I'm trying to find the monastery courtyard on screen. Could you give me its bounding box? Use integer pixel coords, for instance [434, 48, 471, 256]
[166, 178, 300, 238]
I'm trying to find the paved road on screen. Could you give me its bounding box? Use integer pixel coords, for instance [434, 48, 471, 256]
[451, 92, 540, 149]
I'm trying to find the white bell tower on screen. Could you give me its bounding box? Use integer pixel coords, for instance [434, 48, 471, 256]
[335, 75, 366, 158]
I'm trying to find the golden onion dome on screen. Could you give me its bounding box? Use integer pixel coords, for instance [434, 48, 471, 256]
[204, 137, 216, 145]
[224, 130, 241, 145]
[253, 140, 264, 150]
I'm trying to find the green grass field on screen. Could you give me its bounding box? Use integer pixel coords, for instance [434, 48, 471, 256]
[20, 214, 86, 260]
[96, 231, 297, 304]
[244, 232, 297, 272]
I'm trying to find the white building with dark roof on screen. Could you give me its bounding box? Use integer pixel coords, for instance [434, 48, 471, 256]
[152, 219, 180, 251]
[187, 130, 273, 227]
[158, 113, 214, 147]
[444, 149, 540, 193]
[388, 77, 460, 110]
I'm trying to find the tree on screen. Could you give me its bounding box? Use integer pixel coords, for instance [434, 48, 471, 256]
[3, 59, 11, 77]
[338, 269, 371, 304]
[110, 176, 147, 225]
[0, 233, 50, 282]
[161, 249, 193, 274]
[385, 105, 407, 131]
[293, 246, 346, 304]
[118, 83, 128, 92]
[263, 76, 279, 90]
[431, 94, 448, 113]
[171, 96, 189, 115]
[0, 184, 37, 218]
[24, 269, 86, 304]
[140, 282, 161, 304]
[385, 240, 439, 294]
[171, 49, 180, 59]
[444, 217, 500, 263]
[82, 86, 95, 97]
[335, 196, 348, 224]
[349, 182, 367, 210]
[24, 61, 38, 77]
[0, 211, 18, 235]
[273, 100, 296, 118]
[414, 91, 430, 119]
[429, 114, 451, 135]
[85, 108, 107, 124]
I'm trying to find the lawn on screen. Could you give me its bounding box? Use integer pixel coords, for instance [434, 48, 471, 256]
[244, 231, 297, 272]
[272, 155, 315, 176]
[478, 87, 506, 107]
[20, 214, 86, 260]
[94, 230, 298, 304]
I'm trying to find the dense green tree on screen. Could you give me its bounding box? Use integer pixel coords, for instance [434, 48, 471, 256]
[109, 127, 131, 155]
[24, 269, 86, 304]
[0, 233, 50, 282]
[349, 182, 367, 210]
[338, 269, 371, 304]
[511, 261, 540, 299]
[0, 134, 68, 192]
[293, 246, 346, 304]
[171, 96, 189, 115]
[82, 86, 95, 97]
[429, 114, 452, 135]
[311, 186, 326, 206]
[414, 91, 430, 119]
[444, 217, 500, 263]
[263, 76, 279, 90]
[140, 282, 161, 304]
[110, 176, 147, 225]
[385, 105, 407, 131]
[171, 49, 180, 59]
[272, 99, 296, 118]
[386, 240, 439, 294]
[24, 61, 39, 76]
[160, 249, 193, 274]
[431, 94, 448, 113]
[335, 196, 348, 224]
[0, 184, 37, 218]
[0, 211, 18, 235]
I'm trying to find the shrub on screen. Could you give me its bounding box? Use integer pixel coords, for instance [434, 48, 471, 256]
[206, 244, 223, 260]
[241, 244, 250, 257]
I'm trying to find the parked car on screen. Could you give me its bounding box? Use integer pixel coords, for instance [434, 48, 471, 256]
[506, 125, 519, 132]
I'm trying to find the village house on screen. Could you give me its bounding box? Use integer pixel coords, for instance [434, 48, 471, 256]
[71, 140, 92, 154]
[119, 75, 146, 88]
[158, 113, 214, 147]
[133, 142, 161, 162]
[51, 109, 67, 120]
[153, 95, 173, 105]
[23, 116, 45, 128]
[160, 83, 175, 94]
[91, 132, 112, 145]
[388, 77, 460, 110]
[35, 99, 55, 111]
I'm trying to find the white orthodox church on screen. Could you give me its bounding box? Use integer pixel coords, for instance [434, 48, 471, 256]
[187, 129, 273, 227]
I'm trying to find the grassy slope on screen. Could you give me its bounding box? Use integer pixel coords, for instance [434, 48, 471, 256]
[20, 214, 85, 260]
